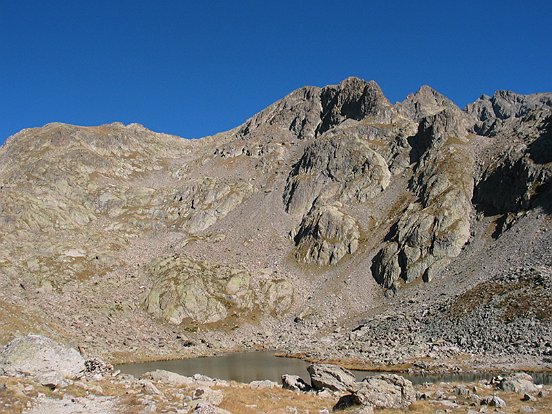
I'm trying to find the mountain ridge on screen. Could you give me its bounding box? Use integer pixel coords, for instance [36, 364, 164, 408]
[0, 77, 550, 373]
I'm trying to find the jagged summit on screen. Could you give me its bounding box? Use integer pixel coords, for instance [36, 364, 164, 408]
[466, 89, 552, 135]
[316, 77, 396, 134]
[397, 84, 460, 122]
[230, 77, 397, 142]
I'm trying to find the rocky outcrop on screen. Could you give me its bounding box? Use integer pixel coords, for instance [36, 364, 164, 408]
[372, 108, 474, 287]
[235, 86, 322, 140]
[307, 364, 356, 392]
[162, 178, 255, 233]
[283, 132, 390, 265]
[234, 78, 398, 141]
[474, 112, 551, 221]
[144, 256, 293, 326]
[284, 135, 390, 216]
[497, 373, 539, 394]
[292, 203, 359, 265]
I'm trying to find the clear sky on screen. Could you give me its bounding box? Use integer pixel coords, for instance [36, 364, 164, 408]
[1, 0, 551, 143]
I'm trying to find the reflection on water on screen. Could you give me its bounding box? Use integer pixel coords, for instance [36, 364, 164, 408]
[117, 352, 310, 383]
[116, 351, 552, 385]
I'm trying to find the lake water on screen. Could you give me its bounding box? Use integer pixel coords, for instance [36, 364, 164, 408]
[116, 351, 552, 385]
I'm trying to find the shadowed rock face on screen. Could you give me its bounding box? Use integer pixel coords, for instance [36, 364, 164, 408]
[317, 78, 397, 134]
[473, 111, 552, 219]
[0, 77, 550, 360]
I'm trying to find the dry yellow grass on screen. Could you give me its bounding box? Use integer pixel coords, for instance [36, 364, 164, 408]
[218, 385, 333, 413]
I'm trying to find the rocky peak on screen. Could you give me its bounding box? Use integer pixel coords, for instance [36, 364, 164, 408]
[235, 85, 322, 140]
[232, 77, 399, 142]
[316, 77, 396, 135]
[397, 85, 460, 122]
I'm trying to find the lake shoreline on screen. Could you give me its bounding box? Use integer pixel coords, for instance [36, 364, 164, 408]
[114, 348, 552, 383]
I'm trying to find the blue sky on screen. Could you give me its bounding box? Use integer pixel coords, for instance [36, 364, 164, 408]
[1, 0, 551, 143]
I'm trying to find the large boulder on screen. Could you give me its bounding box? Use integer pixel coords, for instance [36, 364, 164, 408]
[0, 335, 85, 379]
[335, 374, 415, 409]
[480, 396, 506, 408]
[307, 364, 356, 392]
[498, 372, 539, 394]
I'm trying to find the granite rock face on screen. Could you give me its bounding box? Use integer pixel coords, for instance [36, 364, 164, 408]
[144, 256, 293, 326]
[337, 374, 416, 409]
[372, 108, 474, 287]
[397, 85, 459, 122]
[473, 112, 551, 219]
[284, 135, 391, 216]
[292, 203, 360, 265]
[317, 77, 398, 134]
[466, 90, 552, 136]
[235, 86, 322, 140]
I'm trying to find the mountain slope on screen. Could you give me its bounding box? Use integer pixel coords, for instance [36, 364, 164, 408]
[0, 78, 550, 369]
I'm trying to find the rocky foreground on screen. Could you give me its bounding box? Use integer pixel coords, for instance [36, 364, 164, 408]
[1, 335, 551, 414]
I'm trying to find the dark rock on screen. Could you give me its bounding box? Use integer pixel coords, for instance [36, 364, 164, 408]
[480, 395, 506, 408]
[281, 374, 311, 392]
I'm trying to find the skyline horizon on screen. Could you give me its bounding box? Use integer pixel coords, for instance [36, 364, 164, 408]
[2, 76, 549, 142]
[2, 1, 551, 144]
